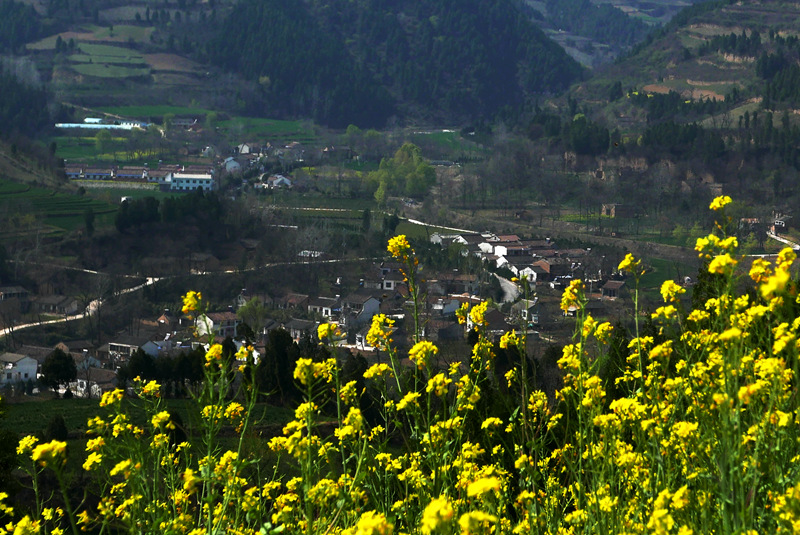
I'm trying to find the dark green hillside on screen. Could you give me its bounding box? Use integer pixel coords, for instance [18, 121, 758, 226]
[0, 65, 51, 138]
[203, 0, 395, 128]
[204, 0, 583, 127]
[542, 0, 651, 48]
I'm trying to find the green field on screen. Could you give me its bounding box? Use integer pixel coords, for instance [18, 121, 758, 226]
[65, 43, 150, 79]
[75, 43, 146, 60]
[55, 135, 131, 162]
[0, 178, 117, 234]
[72, 63, 150, 78]
[219, 117, 316, 141]
[408, 130, 488, 157]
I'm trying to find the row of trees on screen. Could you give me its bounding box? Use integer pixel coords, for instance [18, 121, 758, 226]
[115, 190, 224, 233]
[697, 29, 762, 57]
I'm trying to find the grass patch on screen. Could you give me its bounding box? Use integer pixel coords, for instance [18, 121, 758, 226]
[76, 43, 145, 60]
[395, 220, 455, 240]
[72, 63, 150, 78]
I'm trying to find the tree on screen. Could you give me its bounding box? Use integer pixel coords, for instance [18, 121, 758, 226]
[84, 207, 95, 237]
[95, 129, 112, 155]
[237, 298, 269, 335]
[41, 349, 77, 394]
[45, 415, 69, 441]
[361, 209, 371, 232]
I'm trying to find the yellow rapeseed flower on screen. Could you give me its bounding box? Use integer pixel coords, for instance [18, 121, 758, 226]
[181, 291, 201, 314]
[204, 344, 223, 367]
[397, 392, 421, 411]
[387, 235, 411, 260]
[366, 314, 395, 350]
[100, 389, 124, 407]
[618, 253, 641, 274]
[16, 435, 38, 456]
[470, 301, 489, 328]
[459, 511, 498, 534]
[409, 341, 438, 369]
[499, 330, 519, 349]
[354, 510, 394, 535]
[426, 373, 452, 397]
[317, 322, 339, 341]
[363, 363, 393, 380]
[595, 322, 613, 344]
[83, 452, 102, 471]
[709, 195, 732, 211]
[660, 280, 686, 303]
[560, 279, 585, 312]
[420, 497, 455, 535]
[708, 253, 737, 275]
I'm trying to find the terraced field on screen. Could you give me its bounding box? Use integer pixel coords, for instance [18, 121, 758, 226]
[0, 179, 117, 237]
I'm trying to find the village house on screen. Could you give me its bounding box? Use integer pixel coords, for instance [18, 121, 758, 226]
[278, 293, 310, 310]
[284, 318, 317, 342]
[29, 295, 79, 316]
[74, 367, 117, 398]
[83, 167, 114, 180]
[602, 280, 626, 299]
[97, 334, 153, 363]
[115, 166, 148, 180]
[64, 164, 84, 179]
[307, 296, 340, 319]
[0, 353, 38, 386]
[168, 172, 215, 192]
[196, 311, 240, 339]
[237, 142, 262, 155]
[265, 174, 292, 189]
[340, 291, 382, 328]
[427, 296, 462, 317]
[0, 286, 29, 302]
[510, 298, 540, 325]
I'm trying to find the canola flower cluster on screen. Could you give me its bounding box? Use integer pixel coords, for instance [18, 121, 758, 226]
[7, 204, 800, 534]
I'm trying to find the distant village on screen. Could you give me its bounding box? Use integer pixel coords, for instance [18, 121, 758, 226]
[60, 117, 323, 194]
[0, 228, 642, 399]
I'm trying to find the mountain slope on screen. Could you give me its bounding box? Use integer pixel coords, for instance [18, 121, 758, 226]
[204, 0, 584, 127]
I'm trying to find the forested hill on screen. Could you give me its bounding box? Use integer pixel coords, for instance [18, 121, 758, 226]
[203, 0, 584, 127]
[0, 0, 44, 53]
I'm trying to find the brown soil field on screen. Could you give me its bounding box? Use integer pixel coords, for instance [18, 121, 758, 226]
[144, 54, 202, 73]
[641, 84, 672, 94]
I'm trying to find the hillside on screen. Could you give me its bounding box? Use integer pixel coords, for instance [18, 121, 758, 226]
[203, 0, 585, 127]
[522, 0, 800, 218]
[580, 0, 800, 128]
[0, 0, 587, 128]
